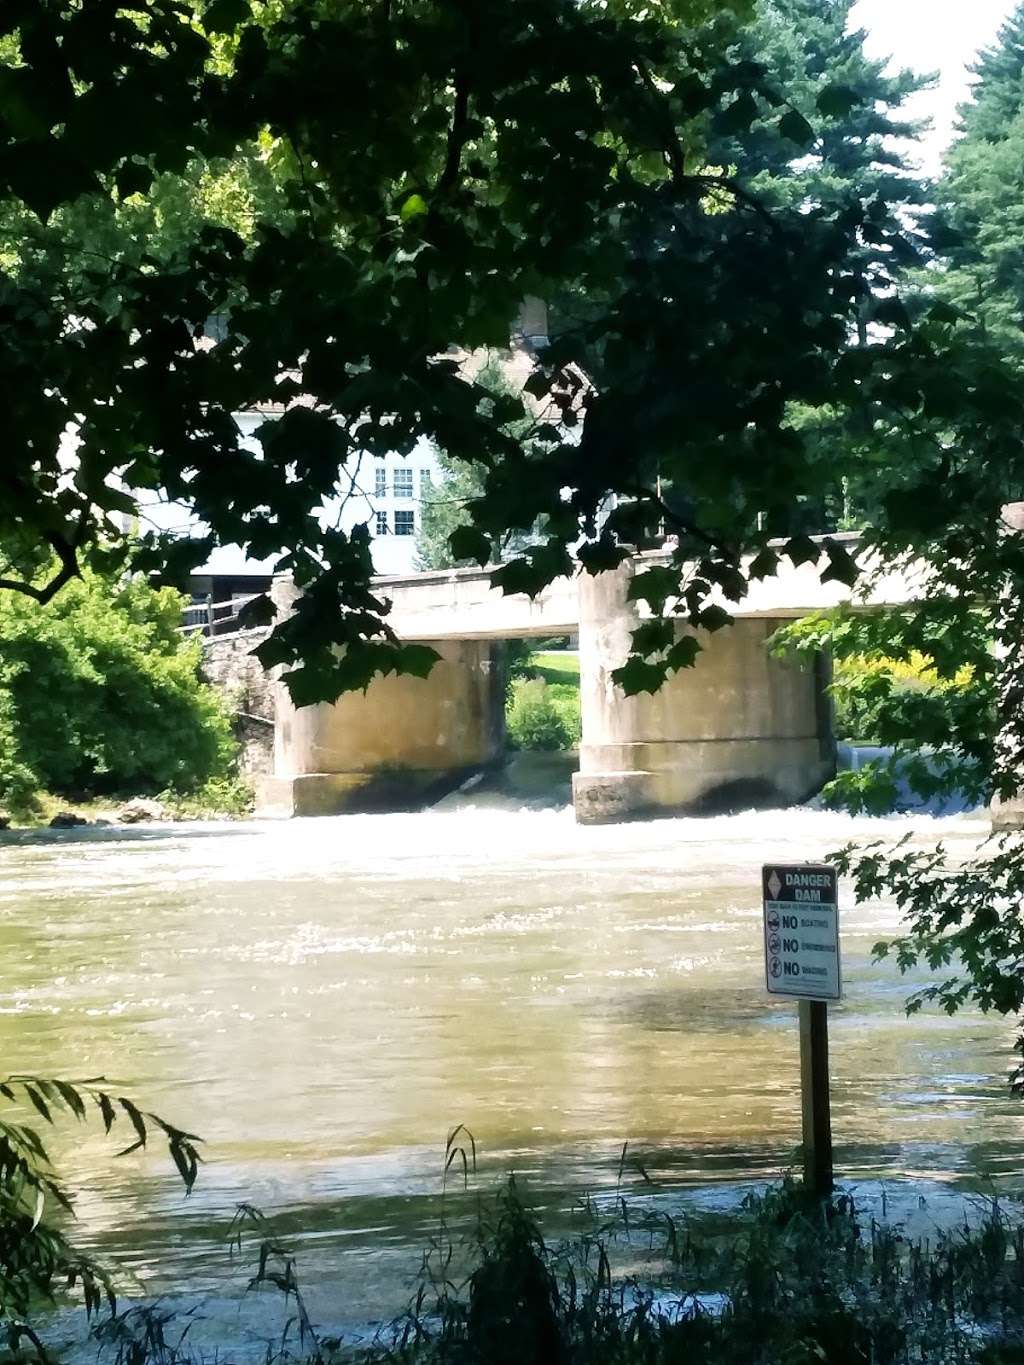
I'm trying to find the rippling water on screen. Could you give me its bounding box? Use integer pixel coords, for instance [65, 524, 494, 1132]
[0, 804, 1019, 1337]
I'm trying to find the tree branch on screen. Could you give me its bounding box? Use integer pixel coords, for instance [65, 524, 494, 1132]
[0, 496, 86, 603]
[435, 5, 479, 199]
[0, 554, 78, 605]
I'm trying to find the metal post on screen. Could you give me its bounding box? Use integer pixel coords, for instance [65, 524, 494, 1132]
[799, 999, 833, 1197]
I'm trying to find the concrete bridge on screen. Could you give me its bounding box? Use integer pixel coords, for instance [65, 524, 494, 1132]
[256, 537, 922, 823]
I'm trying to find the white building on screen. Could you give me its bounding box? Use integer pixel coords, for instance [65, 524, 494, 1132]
[152, 416, 443, 600]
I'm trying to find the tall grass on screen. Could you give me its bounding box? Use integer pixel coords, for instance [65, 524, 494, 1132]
[365, 1176, 1024, 1365]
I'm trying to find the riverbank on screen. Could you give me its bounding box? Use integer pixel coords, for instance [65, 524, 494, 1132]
[0, 777, 255, 830]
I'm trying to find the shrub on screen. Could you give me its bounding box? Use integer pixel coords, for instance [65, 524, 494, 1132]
[506, 679, 573, 752]
[0, 567, 238, 811]
[545, 681, 581, 746]
[831, 651, 975, 742]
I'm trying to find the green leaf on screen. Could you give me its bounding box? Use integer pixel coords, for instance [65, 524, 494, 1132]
[400, 192, 429, 223]
[118, 1098, 148, 1149]
[96, 1092, 117, 1134]
[927, 300, 964, 325]
[52, 1081, 87, 1120]
[816, 84, 861, 118]
[448, 526, 492, 566]
[237, 594, 276, 628]
[697, 603, 732, 632]
[719, 92, 760, 134]
[577, 540, 629, 573]
[612, 656, 667, 696]
[1, 142, 101, 221]
[749, 548, 779, 581]
[396, 643, 440, 679]
[784, 535, 820, 568]
[778, 109, 815, 148]
[116, 161, 154, 200]
[22, 1086, 51, 1124]
[627, 567, 679, 613]
[631, 619, 674, 655]
[821, 542, 859, 588]
[202, 0, 250, 34]
[665, 635, 700, 671]
[871, 296, 912, 331]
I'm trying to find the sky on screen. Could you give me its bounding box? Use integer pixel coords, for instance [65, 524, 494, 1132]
[850, 0, 1017, 173]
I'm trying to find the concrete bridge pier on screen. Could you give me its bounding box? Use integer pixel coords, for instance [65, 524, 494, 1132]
[256, 638, 505, 818]
[571, 563, 835, 824]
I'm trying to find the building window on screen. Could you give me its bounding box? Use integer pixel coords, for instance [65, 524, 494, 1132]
[393, 467, 414, 499]
[374, 465, 386, 498]
[420, 468, 432, 495]
[394, 509, 415, 536]
[375, 510, 388, 535]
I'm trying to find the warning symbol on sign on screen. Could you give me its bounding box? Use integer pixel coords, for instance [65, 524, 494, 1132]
[766, 908, 780, 932]
[769, 957, 782, 978]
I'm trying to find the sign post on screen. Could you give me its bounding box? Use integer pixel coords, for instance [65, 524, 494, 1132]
[762, 864, 840, 1197]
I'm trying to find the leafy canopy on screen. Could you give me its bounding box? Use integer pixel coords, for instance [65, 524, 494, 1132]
[0, 564, 237, 811]
[2, 0, 917, 705]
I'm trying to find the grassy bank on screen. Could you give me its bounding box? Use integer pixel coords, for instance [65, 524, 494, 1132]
[2, 777, 254, 828]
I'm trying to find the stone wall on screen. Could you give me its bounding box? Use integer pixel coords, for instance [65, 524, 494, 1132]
[201, 628, 275, 778]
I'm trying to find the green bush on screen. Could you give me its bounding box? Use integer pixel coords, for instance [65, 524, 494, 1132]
[0, 568, 238, 812]
[506, 679, 574, 752]
[545, 681, 581, 746]
[831, 651, 975, 743]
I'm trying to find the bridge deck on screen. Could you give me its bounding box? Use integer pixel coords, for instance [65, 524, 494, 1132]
[374, 539, 922, 642]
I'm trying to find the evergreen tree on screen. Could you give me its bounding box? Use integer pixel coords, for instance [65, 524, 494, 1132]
[957, 4, 1024, 144]
[702, 0, 932, 529]
[932, 4, 1024, 361]
[415, 452, 488, 570]
[706, 0, 931, 250]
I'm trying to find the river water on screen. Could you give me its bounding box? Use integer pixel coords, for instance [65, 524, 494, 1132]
[0, 804, 1020, 1343]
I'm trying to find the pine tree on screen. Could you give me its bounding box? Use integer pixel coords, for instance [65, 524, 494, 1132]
[958, 4, 1024, 144]
[706, 0, 931, 234]
[415, 452, 489, 570]
[932, 4, 1024, 361]
[703, 0, 932, 528]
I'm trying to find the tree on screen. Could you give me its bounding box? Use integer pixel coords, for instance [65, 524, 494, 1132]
[0, 564, 238, 812]
[701, 0, 932, 529]
[0, 1073, 200, 1348]
[416, 452, 487, 571]
[751, 5, 1024, 1074]
[2, 0, 917, 707]
[416, 353, 550, 569]
[930, 3, 1024, 364]
[706, 0, 929, 227]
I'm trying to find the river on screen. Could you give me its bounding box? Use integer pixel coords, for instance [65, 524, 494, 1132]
[0, 804, 1020, 1346]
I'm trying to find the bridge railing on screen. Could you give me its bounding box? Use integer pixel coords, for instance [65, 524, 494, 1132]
[180, 595, 259, 638]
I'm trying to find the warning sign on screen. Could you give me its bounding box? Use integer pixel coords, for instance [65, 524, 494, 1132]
[762, 864, 841, 1002]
